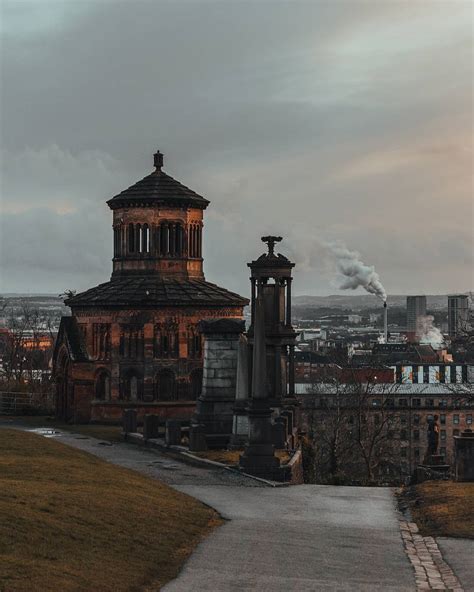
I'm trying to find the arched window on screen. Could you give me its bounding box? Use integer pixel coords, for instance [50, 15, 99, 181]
[128, 224, 135, 253]
[142, 224, 149, 253]
[189, 225, 195, 257]
[155, 369, 176, 401]
[135, 224, 142, 253]
[175, 224, 183, 256]
[96, 370, 111, 400]
[160, 222, 168, 255]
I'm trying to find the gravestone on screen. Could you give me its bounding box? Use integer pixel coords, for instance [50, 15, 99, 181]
[189, 422, 207, 452]
[123, 409, 137, 433]
[143, 414, 160, 440]
[455, 429, 474, 482]
[166, 420, 182, 446]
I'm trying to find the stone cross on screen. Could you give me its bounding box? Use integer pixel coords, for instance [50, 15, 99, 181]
[261, 235, 282, 256]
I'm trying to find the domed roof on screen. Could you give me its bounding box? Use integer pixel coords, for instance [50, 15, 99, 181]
[107, 151, 209, 210]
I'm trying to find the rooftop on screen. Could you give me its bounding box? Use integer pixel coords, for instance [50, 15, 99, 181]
[107, 151, 209, 210]
[65, 277, 249, 308]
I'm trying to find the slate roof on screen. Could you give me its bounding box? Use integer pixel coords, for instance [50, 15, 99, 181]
[65, 277, 249, 309]
[107, 170, 209, 210]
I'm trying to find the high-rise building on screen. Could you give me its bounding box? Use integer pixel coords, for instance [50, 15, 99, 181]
[448, 295, 469, 338]
[406, 295, 427, 342]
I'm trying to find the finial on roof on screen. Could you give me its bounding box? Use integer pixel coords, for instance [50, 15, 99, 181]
[261, 235, 282, 256]
[153, 150, 164, 170]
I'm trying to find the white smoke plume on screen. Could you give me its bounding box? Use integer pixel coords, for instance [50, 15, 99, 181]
[418, 315, 444, 348]
[325, 242, 387, 302]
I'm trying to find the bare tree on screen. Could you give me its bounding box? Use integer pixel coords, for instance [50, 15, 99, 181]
[1, 301, 54, 391]
[304, 368, 402, 484]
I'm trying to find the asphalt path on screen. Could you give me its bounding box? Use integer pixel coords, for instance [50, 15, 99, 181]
[1, 421, 419, 590]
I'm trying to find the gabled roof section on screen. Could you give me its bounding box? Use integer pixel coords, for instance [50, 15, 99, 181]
[53, 316, 89, 362]
[107, 151, 209, 210]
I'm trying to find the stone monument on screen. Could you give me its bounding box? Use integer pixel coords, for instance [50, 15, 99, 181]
[239, 294, 281, 478]
[454, 429, 474, 482]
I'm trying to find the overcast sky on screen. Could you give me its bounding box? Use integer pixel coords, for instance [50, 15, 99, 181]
[1, 0, 472, 299]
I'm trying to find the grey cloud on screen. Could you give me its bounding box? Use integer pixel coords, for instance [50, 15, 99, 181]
[0, 0, 472, 296]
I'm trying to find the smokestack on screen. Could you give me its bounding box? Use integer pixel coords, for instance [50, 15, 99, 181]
[384, 301, 388, 344]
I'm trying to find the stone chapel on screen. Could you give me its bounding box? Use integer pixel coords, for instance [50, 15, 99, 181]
[53, 151, 248, 422]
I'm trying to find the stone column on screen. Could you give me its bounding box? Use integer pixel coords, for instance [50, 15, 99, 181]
[230, 334, 249, 448]
[110, 322, 121, 400]
[143, 322, 154, 401]
[239, 295, 280, 478]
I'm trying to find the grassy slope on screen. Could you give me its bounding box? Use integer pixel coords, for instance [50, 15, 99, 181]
[409, 481, 474, 539]
[0, 429, 220, 592]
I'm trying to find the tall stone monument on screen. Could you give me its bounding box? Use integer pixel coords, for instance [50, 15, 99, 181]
[239, 294, 280, 477]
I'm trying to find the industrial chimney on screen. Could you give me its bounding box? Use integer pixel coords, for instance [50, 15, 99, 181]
[383, 301, 388, 344]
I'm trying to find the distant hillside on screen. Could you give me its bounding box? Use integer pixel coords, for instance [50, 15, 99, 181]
[293, 294, 458, 310]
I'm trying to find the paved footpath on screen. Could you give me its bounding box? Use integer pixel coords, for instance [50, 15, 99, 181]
[2, 422, 471, 592]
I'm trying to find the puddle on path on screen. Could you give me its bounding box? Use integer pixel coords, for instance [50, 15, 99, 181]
[29, 428, 62, 438]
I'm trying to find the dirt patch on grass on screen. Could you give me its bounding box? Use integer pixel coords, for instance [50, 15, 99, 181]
[400, 481, 474, 539]
[192, 448, 291, 465]
[0, 429, 221, 591]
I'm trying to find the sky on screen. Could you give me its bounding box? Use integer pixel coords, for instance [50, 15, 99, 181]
[0, 0, 472, 298]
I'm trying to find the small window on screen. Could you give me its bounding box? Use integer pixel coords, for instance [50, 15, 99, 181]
[467, 414, 473, 425]
[440, 447, 446, 456]
[401, 448, 407, 458]
[400, 429, 407, 440]
[413, 429, 420, 441]
[414, 449, 420, 458]
[453, 414, 460, 425]
[412, 398, 421, 407]
[426, 398, 434, 407]
[440, 414, 446, 425]
[453, 429, 460, 436]
[414, 414, 420, 425]
[440, 430, 446, 441]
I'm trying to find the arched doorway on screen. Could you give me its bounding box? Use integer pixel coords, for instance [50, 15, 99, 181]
[155, 369, 176, 401]
[122, 369, 142, 401]
[95, 370, 111, 400]
[190, 368, 203, 400]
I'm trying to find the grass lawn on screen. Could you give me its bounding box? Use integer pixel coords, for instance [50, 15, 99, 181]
[0, 429, 220, 592]
[403, 481, 474, 539]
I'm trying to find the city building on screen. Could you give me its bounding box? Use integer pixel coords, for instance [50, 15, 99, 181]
[406, 295, 427, 342]
[53, 151, 248, 423]
[297, 382, 474, 480]
[448, 294, 470, 338]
